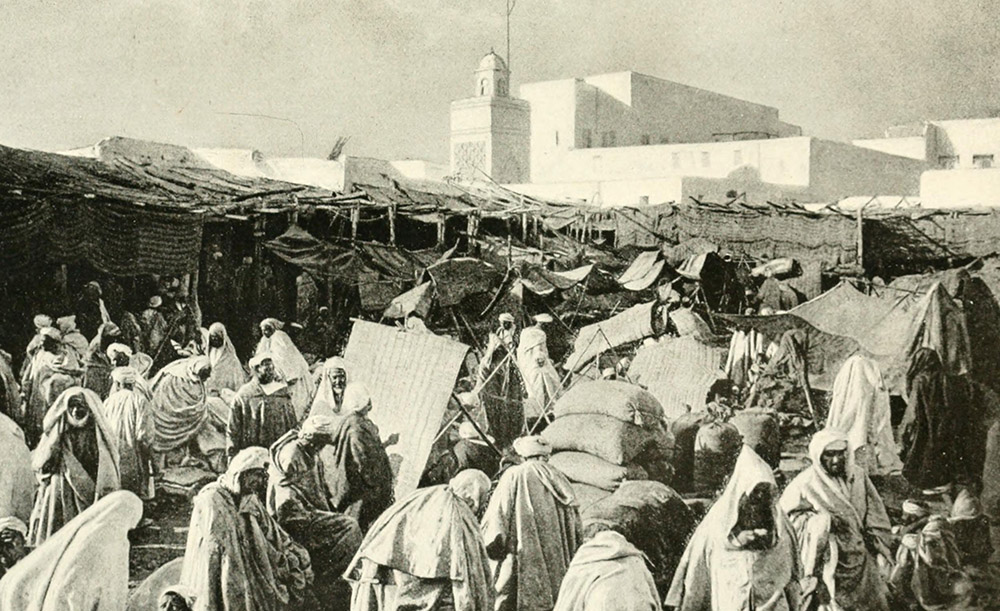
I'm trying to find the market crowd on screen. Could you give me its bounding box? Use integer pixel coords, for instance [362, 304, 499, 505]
[0, 280, 998, 611]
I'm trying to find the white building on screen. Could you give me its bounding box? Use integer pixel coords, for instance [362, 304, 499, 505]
[449, 53, 928, 207]
[854, 118, 1000, 207]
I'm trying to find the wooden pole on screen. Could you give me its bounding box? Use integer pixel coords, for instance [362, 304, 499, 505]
[437, 214, 446, 247]
[856, 205, 865, 274]
[388, 204, 397, 246]
[520, 212, 528, 243]
[253, 216, 265, 322]
[350, 205, 359, 243]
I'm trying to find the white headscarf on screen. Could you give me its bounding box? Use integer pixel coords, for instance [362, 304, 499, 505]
[220, 447, 269, 495]
[825, 354, 901, 475]
[448, 469, 492, 515]
[341, 382, 372, 415]
[206, 322, 246, 393]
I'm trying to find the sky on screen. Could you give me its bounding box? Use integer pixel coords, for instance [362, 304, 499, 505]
[2, 0, 999, 163]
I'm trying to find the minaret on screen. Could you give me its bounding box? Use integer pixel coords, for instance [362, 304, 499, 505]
[450, 50, 530, 183]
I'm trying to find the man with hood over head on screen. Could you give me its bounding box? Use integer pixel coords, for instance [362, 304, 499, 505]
[269, 414, 364, 606]
[149, 355, 214, 463]
[179, 446, 313, 611]
[103, 366, 154, 498]
[481, 435, 583, 611]
[205, 322, 247, 394]
[256, 318, 314, 420]
[666, 445, 800, 611]
[28, 386, 121, 546]
[779, 429, 893, 611]
[343, 469, 494, 611]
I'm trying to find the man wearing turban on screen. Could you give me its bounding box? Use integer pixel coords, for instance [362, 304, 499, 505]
[779, 430, 893, 611]
[103, 366, 154, 498]
[482, 436, 583, 611]
[228, 353, 297, 458]
[256, 318, 314, 420]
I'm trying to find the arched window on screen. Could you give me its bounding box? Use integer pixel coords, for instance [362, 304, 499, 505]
[479, 78, 489, 96]
[496, 78, 507, 97]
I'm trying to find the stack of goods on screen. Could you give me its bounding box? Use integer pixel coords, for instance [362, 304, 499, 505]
[730, 407, 781, 468]
[542, 381, 675, 510]
[670, 403, 747, 495]
[581, 481, 696, 600]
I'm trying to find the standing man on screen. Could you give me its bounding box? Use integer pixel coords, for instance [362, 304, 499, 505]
[227, 354, 297, 459]
[780, 430, 893, 611]
[75, 281, 110, 340]
[28, 387, 121, 546]
[327, 383, 396, 531]
[103, 367, 154, 499]
[140, 296, 169, 362]
[482, 436, 583, 611]
[667, 445, 801, 611]
[516, 323, 562, 424]
[256, 318, 314, 420]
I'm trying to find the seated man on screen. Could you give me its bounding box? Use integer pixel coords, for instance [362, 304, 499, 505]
[553, 527, 661, 611]
[344, 470, 494, 611]
[482, 436, 583, 611]
[780, 430, 893, 611]
[269, 415, 364, 606]
[0, 517, 28, 581]
[667, 445, 800, 611]
[179, 446, 313, 611]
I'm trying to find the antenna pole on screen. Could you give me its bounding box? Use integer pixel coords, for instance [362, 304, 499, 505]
[506, 0, 516, 73]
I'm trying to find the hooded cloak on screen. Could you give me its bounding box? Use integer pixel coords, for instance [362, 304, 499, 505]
[779, 429, 893, 611]
[0, 490, 142, 611]
[103, 370, 154, 498]
[268, 428, 363, 587]
[148, 356, 212, 452]
[889, 516, 970, 611]
[28, 387, 121, 547]
[481, 458, 584, 611]
[327, 383, 395, 531]
[517, 327, 562, 419]
[207, 322, 248, 394]
[553, 530, 661, 611]
[311, 357, 349, 423]
[666, 445, 800, 611]
[256, 320, 314, 420]
[344, 470, 494, 611]
[825, 354, 902, 475]
[0, 411, 34, 523]
[900, 348, 955, 489]
[180, 447, 313, 611]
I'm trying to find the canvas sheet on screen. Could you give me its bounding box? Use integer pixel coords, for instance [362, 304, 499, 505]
[627, 336, 727, 419]
[565, 302, 655, 372]
[344, 320, 469, 497]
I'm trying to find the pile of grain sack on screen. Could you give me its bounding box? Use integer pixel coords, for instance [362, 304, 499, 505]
[541, 380, 782, 508]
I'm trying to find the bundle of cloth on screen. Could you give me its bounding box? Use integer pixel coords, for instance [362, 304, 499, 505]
[542, 380, 675, 510]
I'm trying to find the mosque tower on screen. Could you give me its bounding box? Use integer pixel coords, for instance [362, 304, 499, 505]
[450, 50, 530, 183]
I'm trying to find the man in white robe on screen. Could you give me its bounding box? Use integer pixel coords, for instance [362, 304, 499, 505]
[553, 529, 661, 611]
[824, 354, 902, 476]
[482, 436, 583, 611]
[257, 318, 314, 420]
[666, 445, 800, 611]
[103, 366, 154, 498]
[779, 430, 894, 611]
[205, 322, 247, 395]
[516, 326, 562, 420]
